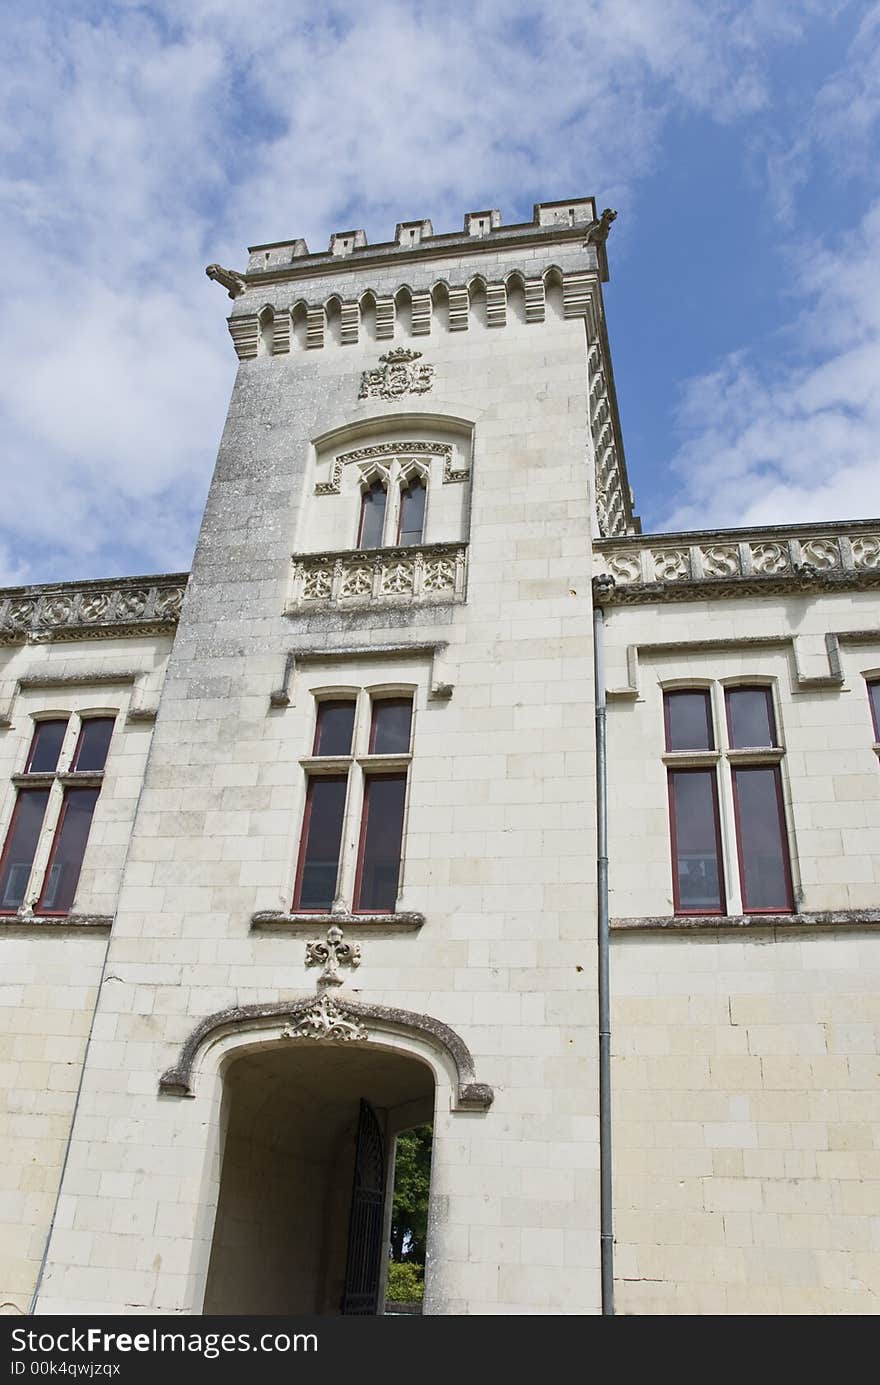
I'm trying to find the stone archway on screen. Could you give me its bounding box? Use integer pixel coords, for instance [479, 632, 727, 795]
[202, 1039, 435, 1316]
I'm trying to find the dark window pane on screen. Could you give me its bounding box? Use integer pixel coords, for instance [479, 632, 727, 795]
[0, 790, 49, 911]
[398, 480, 426, 546]
[664, 691, 713, 751]
[358, 483, 387, 549]
[370, 698, 413, 754]
[26, 720, 68, 773]
[356, 774, 406, 912]
[294, 776, 347, 911]
[669, 770, 723, 912]
[313, 701, 355, 756]
[733, 767, 792, 911]
[73, 718, 115, 772]
[726, 688, 776, 749]
[37, 789, 99, 914]
[869, 682, 880, 740]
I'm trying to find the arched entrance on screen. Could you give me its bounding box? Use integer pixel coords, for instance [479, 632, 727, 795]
[202, 1040, 434, 1315]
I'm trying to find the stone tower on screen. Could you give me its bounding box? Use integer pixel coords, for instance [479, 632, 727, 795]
[28, 199, 633, 1315]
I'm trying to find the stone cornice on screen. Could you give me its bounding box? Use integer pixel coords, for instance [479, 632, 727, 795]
[594, 521, 880, 604]
[0, 573, 188, 644]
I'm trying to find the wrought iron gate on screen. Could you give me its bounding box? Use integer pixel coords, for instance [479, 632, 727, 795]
[341, 1099, 386, 1315]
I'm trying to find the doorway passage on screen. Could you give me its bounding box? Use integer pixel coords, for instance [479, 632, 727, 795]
[202, 1041, 434, 1315]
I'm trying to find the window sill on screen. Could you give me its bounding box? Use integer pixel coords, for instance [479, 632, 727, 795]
[251, 910, 424, 933]
[0, 912, 113, 930]
[11, 770, 105, 788]
[298, 754, 412, 772]
[611, 909, 880, 932]
[726, 747, 784, 765]
[662, 751, 720, 767]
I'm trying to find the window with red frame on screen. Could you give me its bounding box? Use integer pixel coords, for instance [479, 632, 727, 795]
[0, 715, 115, 916]
[292, 694, 413, 914]
[725, 687, 793, 912]
[867, 680, 880, 742]
[664, 690, 725, 914]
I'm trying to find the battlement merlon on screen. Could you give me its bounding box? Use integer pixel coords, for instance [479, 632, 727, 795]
[235, 198, 614, 289]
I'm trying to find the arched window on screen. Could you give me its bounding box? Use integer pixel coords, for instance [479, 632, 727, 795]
[397, 478, 426, 546]
[358, 482, 387, 549]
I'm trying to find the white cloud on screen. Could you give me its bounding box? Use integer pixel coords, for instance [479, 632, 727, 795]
[662, 200, 880, 531]
[0, 0, 852, 582]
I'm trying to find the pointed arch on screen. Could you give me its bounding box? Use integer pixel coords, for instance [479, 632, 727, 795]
[257, 304, 274, 355]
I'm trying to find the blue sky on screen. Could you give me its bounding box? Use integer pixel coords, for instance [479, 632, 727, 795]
[2, 0, 879, 583]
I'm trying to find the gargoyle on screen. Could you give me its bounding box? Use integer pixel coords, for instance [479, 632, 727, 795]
[205, 263, 247, 299]
[584, 208, 618, 246]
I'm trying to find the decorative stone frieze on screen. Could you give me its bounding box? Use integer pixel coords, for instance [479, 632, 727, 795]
[290, 542, 467, 611]
[358, 348, 434, 401]
[594, 523, 880, 603]
[314, 440, 466, 496]
[0, 575, 187, 644]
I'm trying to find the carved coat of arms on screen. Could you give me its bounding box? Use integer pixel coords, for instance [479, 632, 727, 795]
[359, 348, 434, 400]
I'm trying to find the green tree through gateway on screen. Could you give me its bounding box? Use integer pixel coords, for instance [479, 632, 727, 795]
[387, 1124, 432, 1304]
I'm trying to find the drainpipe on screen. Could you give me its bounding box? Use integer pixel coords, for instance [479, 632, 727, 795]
[593, 601, 614, 1315]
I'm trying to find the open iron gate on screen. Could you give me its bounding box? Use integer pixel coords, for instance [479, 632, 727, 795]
[341, 1099, 386, 1314]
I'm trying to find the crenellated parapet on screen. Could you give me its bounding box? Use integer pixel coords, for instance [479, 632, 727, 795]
[238, 199, 609, 279]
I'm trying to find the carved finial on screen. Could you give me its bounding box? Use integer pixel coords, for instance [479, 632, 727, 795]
[305, 924, 361, 988]
[584, 209, 617, 246]
[205, 263, 247, 299]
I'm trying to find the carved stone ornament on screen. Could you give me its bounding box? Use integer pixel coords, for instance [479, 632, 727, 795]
[0, 577, 186, 645]
[205, 263, 247, 299]
[358, 348, 434, 400]
[281, 992, 367, 1043]
[584, 208, 617, 245]
[305, 923, 361, 987]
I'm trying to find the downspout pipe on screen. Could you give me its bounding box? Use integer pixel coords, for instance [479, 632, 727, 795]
[594, 601, 614, 1315]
